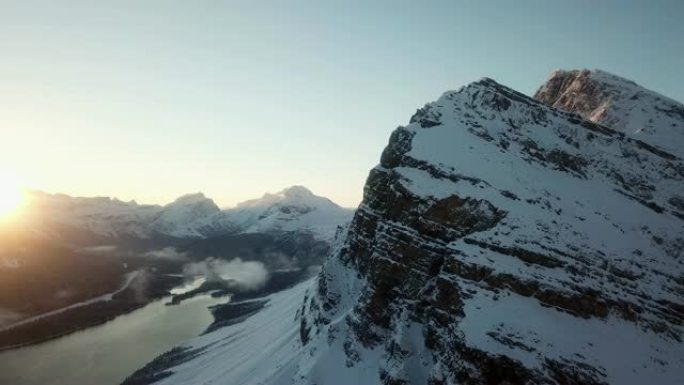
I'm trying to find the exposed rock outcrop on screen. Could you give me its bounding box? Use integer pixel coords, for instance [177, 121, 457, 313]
[534, 69, 684, 158]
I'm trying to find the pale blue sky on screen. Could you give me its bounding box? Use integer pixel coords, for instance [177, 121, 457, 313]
[1, 1, 682, 207]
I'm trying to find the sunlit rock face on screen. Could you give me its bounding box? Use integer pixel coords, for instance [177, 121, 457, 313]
[534, 69, 684, 158]
[299, 74, 684, 385]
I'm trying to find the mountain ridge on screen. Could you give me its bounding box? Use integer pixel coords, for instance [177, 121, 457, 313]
[296, 72, 682, 384]
[12, 186, 354, 243]
[133, 69, 683, 385]
[534, 68, 684, 158]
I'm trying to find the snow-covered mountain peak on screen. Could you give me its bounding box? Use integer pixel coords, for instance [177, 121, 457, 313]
[535, 68, 684, 158]
[236, 185, 340, 211]
[297, 75, 684, 384]
[150, 193, 221, 237]
[279, 185, 315, 198]
[161, 192, 220, 220]
[123, 73, 683, 385]
[226, 186, 353, 241]
[168, 192, 214, 205]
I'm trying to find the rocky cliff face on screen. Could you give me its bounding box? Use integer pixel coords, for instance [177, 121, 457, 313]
[298, 73, 683, 384]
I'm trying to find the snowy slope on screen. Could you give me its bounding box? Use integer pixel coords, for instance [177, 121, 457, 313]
[140, 279, 313, 385]
[141, 72, 683, 385]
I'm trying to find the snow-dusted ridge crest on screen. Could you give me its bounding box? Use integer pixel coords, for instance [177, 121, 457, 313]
[129, 71, 683, 385]
[535, 68, 684, 158]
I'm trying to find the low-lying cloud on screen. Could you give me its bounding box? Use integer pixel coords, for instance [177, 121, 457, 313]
[78, 245, 118, 256]
[143, 247, 188, 261]
[183, 257, 268, 291]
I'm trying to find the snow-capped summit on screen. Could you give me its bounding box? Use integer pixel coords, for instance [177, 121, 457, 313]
[278, 185, 317, 198]
[236, 185, 338, 211]
[151, 193, 221, 238]
[168, 192, 217, 206]
[225, 186, 353, 241]
[535, 68, 684, 157]
[295, 76, 683, 384]
[139, 72, 683, 385]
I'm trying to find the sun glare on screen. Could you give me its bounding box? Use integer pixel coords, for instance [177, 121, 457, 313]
[0, 174, 24, 220]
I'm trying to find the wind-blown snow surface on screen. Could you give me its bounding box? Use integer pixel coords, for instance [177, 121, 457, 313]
[146, 279, 313, 385]
[129, 72, 683, 385]
[17, 186, 353, 243]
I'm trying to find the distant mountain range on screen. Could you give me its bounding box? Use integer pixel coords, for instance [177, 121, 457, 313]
[0, 185, 353, 341]
[12, 185, 354, 244]
[133, 69, 684, 385]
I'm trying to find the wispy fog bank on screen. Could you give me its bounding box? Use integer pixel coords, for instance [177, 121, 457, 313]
[78, 245, 118, 256]
[183, 258, 268, 291]
[143, 247, 188, 261]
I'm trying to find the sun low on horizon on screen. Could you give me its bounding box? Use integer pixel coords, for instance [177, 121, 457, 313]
[0, 172, 25, 220]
